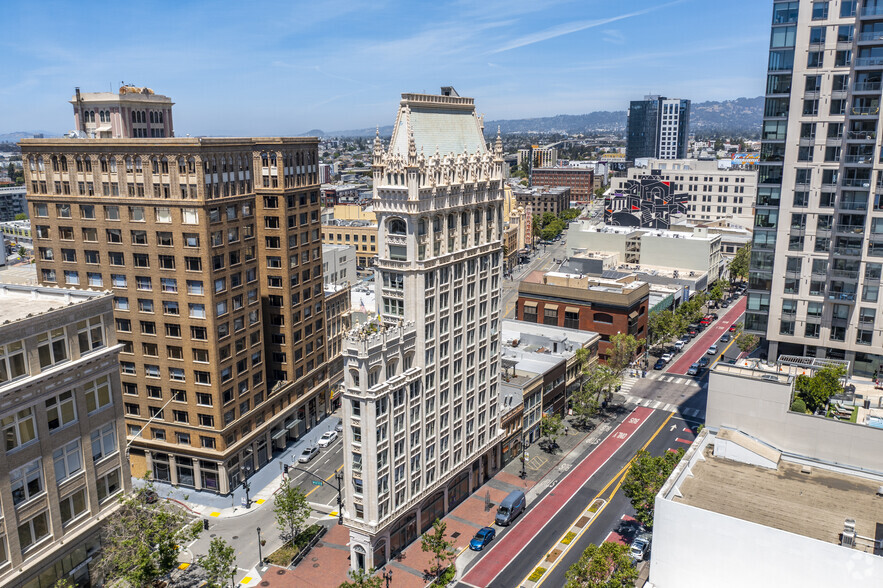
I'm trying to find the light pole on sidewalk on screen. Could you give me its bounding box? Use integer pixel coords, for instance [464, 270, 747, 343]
[257, 527, 264, 566]
[382, 568, 393, 587]
[520, 426, 526, 479]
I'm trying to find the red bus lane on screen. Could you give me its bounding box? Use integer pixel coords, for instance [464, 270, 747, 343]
[668, 297, 747, 375]
[462, 406, 654, 588]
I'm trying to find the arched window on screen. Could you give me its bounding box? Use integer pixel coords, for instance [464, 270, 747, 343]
[261, 152, 269, 167]
[593, 312, 614, 324]
[418, 219, 426, 236]
[134, 157, 142, 173]
[178, 158, 187, 174]
[388, 218, 407, 235]
[131, 111, 137, 123]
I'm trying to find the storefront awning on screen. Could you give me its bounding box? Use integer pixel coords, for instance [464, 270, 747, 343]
[523, 300, 538, 308]
[271, 428, 287, 440]
[565, 306, 580, 314]
[629, 310, 639, 319]
[286, 418, 303, 430]
[545, 304, 558, 311]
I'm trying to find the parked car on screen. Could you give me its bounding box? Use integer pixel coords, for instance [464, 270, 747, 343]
[696, 322, 707, 332]
[698, 357, 710, 368]
[687, 328, 698, 338]
[720, 333, 731, 343]
[317, 431, 338, 448]
[679, 334, 691, 343]
[298, 446, 319, 463]
[654, 359, 666, 370]
[721, 300, 730, 308]
[699, 318, 712, 326]
[661, 352, 674, 363]
[709, 313, 719, 320]
[707, 344, 718, 355]
[729, 324, 738, 333]
[335, 420, 343, 433]
[630, 534, 652, 562]
[673, 340, 685, 351]
[469, 527, 496, 551]
[495, 490, 526, 526]
[687, 363, 701, 376]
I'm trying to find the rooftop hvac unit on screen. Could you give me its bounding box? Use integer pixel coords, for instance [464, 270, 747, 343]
[841, 530, 856, 548]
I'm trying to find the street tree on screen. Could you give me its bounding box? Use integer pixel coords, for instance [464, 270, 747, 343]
[583, 364, 622, 403]
[570, 384, 599, 427]
[728, 244, 751, 282]
[564, 541, 639, 588]
[735, 332, 759, 355]
[420, 518, 456, 580]
[94, 480, 201, 586]
[339, 567, 384, 588]
[708, 283, 723, 307]
[795, 364, 847, 413]
[648, 310, 676, 349]
[606, 333, 643, 376]
[540, 413, 564, 449]
[621, 449, 685, 528]
[201, 537, 237, 588]
[274, 479, 312, 547]
[18, 246, 27, 259]
[52, 579, 74, 588]
[14, 212, 27, 221]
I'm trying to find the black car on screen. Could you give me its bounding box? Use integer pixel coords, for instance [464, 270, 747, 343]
[698, 357, 710, 368]
[653, 359, 666, 370]
[720, 333, 731, 342]
[721, 300, 731, 308]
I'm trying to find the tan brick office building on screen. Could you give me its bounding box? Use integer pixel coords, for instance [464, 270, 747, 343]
[20, 137, 329, 494]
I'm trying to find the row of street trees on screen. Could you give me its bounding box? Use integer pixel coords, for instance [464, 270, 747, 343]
[532, 209, 580, 242]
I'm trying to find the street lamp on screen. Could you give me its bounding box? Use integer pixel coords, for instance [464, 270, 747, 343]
[257, 527, 263, 566]
[520, 426, 526, 480]
[242, 464, 253, 509]
[382, 568, 393, 587]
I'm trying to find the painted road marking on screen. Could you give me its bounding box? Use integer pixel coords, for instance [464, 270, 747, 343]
[305, 464, 343, 498]
[463, 407, 655, 588]
[254, 499, 265, 505]
[178, 563, 190, 570]
[530, 412, 676, 588]
[239, 577, 252, 585]
[209, 511, 221, 517]
[675, 438, 693, 444]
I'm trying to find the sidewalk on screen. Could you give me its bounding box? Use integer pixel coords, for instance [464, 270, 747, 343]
[256, 408, 633, 587]
[135, 413, 342, 519]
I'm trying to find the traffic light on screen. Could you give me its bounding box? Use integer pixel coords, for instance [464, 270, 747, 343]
[283, 463, 290, 474]
[202, 519, 209, 531]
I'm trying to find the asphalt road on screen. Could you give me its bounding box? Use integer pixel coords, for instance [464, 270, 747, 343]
[455, 408, 676, 588]
[502, 236, 568, 320]
[538, 413, 698, 588]
[287, 433, 345, 509]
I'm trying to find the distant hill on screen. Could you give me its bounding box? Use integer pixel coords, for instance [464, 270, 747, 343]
[0, 131, 58, 141]
[326, 96, 763, 138]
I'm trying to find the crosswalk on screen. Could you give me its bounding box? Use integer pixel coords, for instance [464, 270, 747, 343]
[618, 370, 702, 395]
[619, 394, 705, 420]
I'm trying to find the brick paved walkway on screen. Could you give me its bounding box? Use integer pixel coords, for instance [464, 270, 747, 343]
[257, 413, 612, 587]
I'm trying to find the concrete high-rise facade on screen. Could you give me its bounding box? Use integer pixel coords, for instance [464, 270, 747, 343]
[747, 0, 883, 377]
[627, 95, 691, 161]
[20, 134, 329, 494]
[341, 88, 505, 570]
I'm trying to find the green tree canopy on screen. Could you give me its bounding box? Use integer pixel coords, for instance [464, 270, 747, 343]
[728, 244, 751, 281]
[420, 519, 456, 580]
[541, 413, 564, 448]
[274, 479, 312, 546]
[95, 480, 201, 586]
[621, 449, 685, 528]
[564, 541, 638, 588]
[201, 537, 237, 588]
[795, 364, 847, 413]
[339, 568, 384, 588]
[735, 332, 759, 355]
[606, 333, 643, 375]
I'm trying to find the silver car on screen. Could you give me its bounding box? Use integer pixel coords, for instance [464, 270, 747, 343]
[297, 446, 319, 463]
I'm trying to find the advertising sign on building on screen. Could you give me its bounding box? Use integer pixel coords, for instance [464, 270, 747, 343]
[524, 203, 534, 246]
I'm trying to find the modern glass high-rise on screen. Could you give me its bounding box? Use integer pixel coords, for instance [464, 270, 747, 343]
[340, 87, 505, 570]
[747, 0, 883, 376]
[626, 95, 691, 161]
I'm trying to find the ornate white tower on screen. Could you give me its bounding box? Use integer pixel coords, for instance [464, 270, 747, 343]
[342, 88, 505, 570]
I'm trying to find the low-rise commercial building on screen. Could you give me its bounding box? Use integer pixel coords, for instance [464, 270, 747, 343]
[513, 186, 570, 217]
[567, 222, 724, 283]
[532, 167, 595, 204]
[651, 360, 883, 587]
[516, 270, 644, 363]
[0, 284, 130, 588]
[322, 244, 356, 287]
[321, 183, 363, 206]
[321, 219, 378, 275]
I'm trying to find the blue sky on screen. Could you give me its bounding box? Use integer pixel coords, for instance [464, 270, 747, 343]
[1, 0, 771, 136]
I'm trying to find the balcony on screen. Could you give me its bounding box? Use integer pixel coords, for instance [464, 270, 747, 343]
[833, 246, 864, 256]
[828, 292, 857, 302]
[842, 178, 871, 187]
[835, 223, 866, 234]
[850, 105, 881, 115]
[862, 5, 883, 16]
[859, 31, 883, 42]
[846, 130, 877, 140]
[837, 200, 868, 211]
[844, 155, 875, 164]
[829, 269, 860, 280]
[855, 83, 883, 96]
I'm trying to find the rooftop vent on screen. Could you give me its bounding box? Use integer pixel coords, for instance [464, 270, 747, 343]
[876, 486, 883, 497]
[801, 465, 812, 475]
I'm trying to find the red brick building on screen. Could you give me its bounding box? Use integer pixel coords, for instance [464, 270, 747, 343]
[516, 271, 648, 362]
[532, 167, 595, 203]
